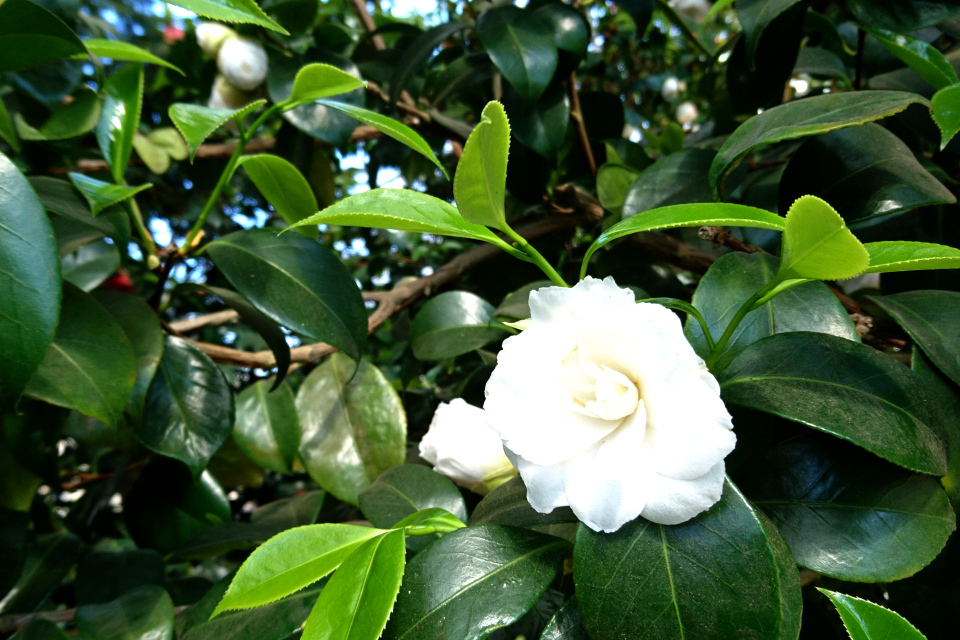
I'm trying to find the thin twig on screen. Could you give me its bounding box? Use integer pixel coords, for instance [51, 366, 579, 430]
[348, 0, 419, 111]
[698, 226, 763, 253]
[568, 73, 597, 177]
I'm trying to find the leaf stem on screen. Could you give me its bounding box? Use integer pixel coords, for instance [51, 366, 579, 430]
[706, 276, 783, 369]
[124, 189, 158, 260]
[639, 298, 715, 351]
[502, 225, 568, 287]
[403, 523, 463, 536]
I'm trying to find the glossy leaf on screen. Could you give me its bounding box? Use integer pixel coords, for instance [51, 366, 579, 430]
[621, 148, 715, 218]
[390, 22, 467, 106]
[24, 284, 135, 427]
[470, 476, 577, 534]
[540, 598, 589, 640]
[868, 290, 960, 386]
[235, 155, 310, 237]
[574, 479, 802, 640]
[138, 336, 235, 480]
[207, 229, 367, 362]
[737, 0, 806, 64]
[454, 101, 510, 230]
[213, 524, 386, 615]
[14, 90, 101, 141]
[392, 508, 466, 533]
[68, 172, 151, 216]
[778, 124, 955, 227]
[61, 238, 121, 292]
[477, 6, 558, 103]
[0, 0, 87, 74]
[285, 62, 366, 104]
[865, 27, 958, 90]
[913, 348, 960, 506]
[383, 525, 567, 640]
[848, 0, 960, 32]
[165, 0, 287, 34]
[581, 203, 785, 278]
[502, 82, 569, 160]
[686, 252, 859, 367]
[863, 241, 960, 274]
[595, 164, 639, 215]
[709, 91, 929, 199]
[82, 39, 184, 74]
[297, 354, 407, 505]
[778, 195, 869, 280]
[932, 84, 960, 150]
[535, 3, 589, 57]
[409, 291, 511, 360]
[30, 176, 129, 245]
[0, 152, 61, 409]
[718, 332, 948, 475]
[169, 101, 266, 161]
[234, 380, 300, 474]
[0, 533, 81, 616]
[183, 588, 319, 640]
[818, 589, 927, 640]
[301, 529, 406, 640]
[74, 585, 174, 640]
[96, 64, 143, 184]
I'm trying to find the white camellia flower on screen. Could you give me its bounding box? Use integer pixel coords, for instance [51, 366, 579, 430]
[484, 277, 736, 533]
[217, 37, 269, 91]
[420, 399, 518, 495]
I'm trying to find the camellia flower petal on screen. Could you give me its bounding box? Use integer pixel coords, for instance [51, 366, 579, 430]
[484, 276, 736, 533]
[419, 399, 518, 495]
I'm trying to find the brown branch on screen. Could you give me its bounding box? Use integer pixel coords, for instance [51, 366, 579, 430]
[348, 0, 419, 112]
[568, 73, 597, 177]
[698, 226, 763, 253]
[0, 607, 189, 635]
[629, 231, 718, 274]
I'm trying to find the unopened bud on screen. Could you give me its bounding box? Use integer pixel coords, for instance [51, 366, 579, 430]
[217, 37, 268, 91]
[146, 254, 161, 270]
[196, 22, 236, 58]
[676, 101, 699, 125]
[209, 74, 258, 110]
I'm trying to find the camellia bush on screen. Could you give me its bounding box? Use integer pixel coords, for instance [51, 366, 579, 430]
[2, 0, 960, 639]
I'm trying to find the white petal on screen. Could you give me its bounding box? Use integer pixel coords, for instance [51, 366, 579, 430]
[639, 461, 727, 525]
[419, 399, 514, 488]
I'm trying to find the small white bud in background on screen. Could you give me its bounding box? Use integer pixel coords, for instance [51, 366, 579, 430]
[661, 76, 680, 101]
[670, 0, 711, 23]
[208, 74, 258, 110]
[676, 101, 699, 125]
[217, 37, 269, 91]
[196, 22, 237, 58]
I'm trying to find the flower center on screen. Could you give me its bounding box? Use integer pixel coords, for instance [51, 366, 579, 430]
[559, 346, 639, 421]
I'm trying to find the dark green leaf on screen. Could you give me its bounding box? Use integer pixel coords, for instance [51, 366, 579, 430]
[297, 354, 407, 505]
[792, 46, 850, 82]
[74, 550, 165, 605]
[539, 597, 588, 640]
[207, 229, 367, 363]
[0, 152, 61, 409]
[172, 522, 279, 561]
[29, 176, 129, 246]
[535, 3, 589, 57]
[24, 284, 135, 427]
[865, 27, 959, 90]
[0, 533, 82, 616]
[574, 479, 802, 640]
[0, 98, 19, 152]
[234, 380, 300, 474]
[848, 0, 960, 32]
[165, 0, 288, 34]
[477, 6, 558, 103]
[96, 64, 143, 184]
[621, 148, 715, 217]
[595, 164, 639, 215]
[863, 241, 960, 274]
[138, 336, 234, 480]
[718, 332, 948, 475]
[502, 82, 569, 159]
[11, 619, 69, 640]
[0, 506, 30, 598]
[301, 529, 406, 640]
[409, 291, 511, 360]
[818, 588, 927, 640]
[390, 22, 467, 107]
[778, 195, 869, 280]
[913, 348, 960, 506]
[250, 490, 325, 530]
[15, 90, 101, 141]
[168, 101, 266, 161]
[61, 238, 121, 291]
[738, 0, 806, 64]
[470, 476, 577, 534]
[285, 62, 366, 104]
[0, 0, 86, 74]
[383, 524, 567, 640]
[74, 585, 174, 640]
[82, 39, 184, 75]
[932, 83, 960, 150]
[709, 91, 930, 199]
[67, 173, 151, 217]
[778, 124, 955, 227]
[868, 290, 960, 386]
[494, 280, 552, 320]
[454, 101, 510, 230]
[184, 588, 320, 640]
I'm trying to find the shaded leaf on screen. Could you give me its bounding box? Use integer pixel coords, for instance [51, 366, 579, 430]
[0, 0, 86, 74]
[865, 27, 959, 90]
[11, 619, 69, 640]
[390, 22, 467, 107]
[595, 164, 639, 215]
[61, 238, 121, 292]
[621, 149, 715, 218]
[470, 476, 577, 535]
[74, 550, 165, 606]
[234, 380, 300, 474]
[848, 0, 960, 32]
[0, 98, 19, 152]
[540, 597, 589, 640]
[74, 585, 174, 640]
[14, 90, 101, 141]
[409, 291, 511, 360]
[0, 506, 30, 598]
[183, 588, 320, 640]
[0, 533, 82, 616]
[738, 0, 806, 64]
[477, 6, 558, 103]
[502, 82, 569, 160]
[96, 64, 144, 184]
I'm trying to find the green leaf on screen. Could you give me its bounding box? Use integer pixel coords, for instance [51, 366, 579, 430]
[74, 585, 174, 640]
[595, 164, 640, 215]
[383, 524, 567, 640]
[744, 433, 956, 582]
[737, 0, 806, 64]
[213, 524, 387, 616]
[82, 39, 184, 75]
[288, 189, 516, 254]
[12, 619, 69, 640]
[61, 238, 120, 291]
[778, 195, 869, 280]
[96, 64, 144, 184]
[453, 101, 510, 230]
[297, 354, 407, 505]
[477, 5, 558, 104]
[621, 148, 716, 218]
[0, 98, 19, 153]
[138, 336, 235, 481]
[168, 101, 266, 161]
[315, 100, 449, 180]
[581, 203, 785, 278]
[67, 172, 151, 216]
[913, 348, 960, 506]
[848, 0, 960, 32]
[390, 22, 467, 107]
[718, 332, 949, 475]
[540, 597, 589, 640]
[178, 282, 291, 387]
[709, 91, 929, 199]
[818, 589, 927, 640]
[251, 490, 325, 530]
[470, 476, 577, 536]
[0, 533, 81, 616]
[30, 176, 129, 246]
[285, 62, 367, 104]
[234, 380, 301, 474]
[574, 479, 801, 640]
[778, 124, 956, 227]
[867, 290, 960, 387]
[0, 0, 87, 74]
[686, 252, 859, 368]
[494, 280, 553, 321]
[0, 152, 61, 409]
[183, 588, 320, 640]
[237, 154, 319, 237]
[207, 229, 367, 363]
[302, 529, 406, 640]
[408, 291, 511, 360]
[535, 3, 589, 57]
[932, 83, 960, 150]
[502, 82, 569, 160]
[14, 90, 101, 141]
[793, 47, 851, 83]
[148, 128, 188, 161]
[132, 133, 170, 174]
[865, 27, 959, 90]
[0, 506, 30, 598]
[392, 507, 466, 533]
[165, 0, 288, 34]
[74, 550, 165, 606]
[863, 241, 960, 274]
[24, 284, 135, 427]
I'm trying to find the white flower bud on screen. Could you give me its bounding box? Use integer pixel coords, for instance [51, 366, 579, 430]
[676, 101, 699, 125]
[661, 77, 680, 101]
[208, 74, 258, 110]
[196, 22, 237, 58]
[217, 37, 269, 91]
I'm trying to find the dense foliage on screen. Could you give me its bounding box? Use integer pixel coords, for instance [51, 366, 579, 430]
[1, 0, 960, 639]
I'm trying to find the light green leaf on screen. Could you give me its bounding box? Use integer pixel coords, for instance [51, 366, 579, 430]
[818, 589, 927, 640]
[238, 154, 319, 237]
[14, 90, 101, 141]
[96, 64, 144, 184]
[932, 84, 960, 150]
[165, 0, 288, 34]
[863, 241, 960, 274]
[148, 127, 188, 160]
[778, 195, 869, 280]
[74, 585, 174, 640]
[213, 524, 387, 616]
[865, 27, 959, 90]
[81, 38, 184, 75]
[0, 0, 87, 74]
[301, 529, 406, 640]
[581, 203, 785, 278]
[284, 62, 367, 104]
[68, 172, 151, 216]
[169, 100, 267, 161]
[453, 101, 510, 230]
[132, 133, 170, 174]
[392, 508, 466, 534]
[408, 290, 511, 360]
[0, 98, 19, 153]
[234, 380, 301, 474]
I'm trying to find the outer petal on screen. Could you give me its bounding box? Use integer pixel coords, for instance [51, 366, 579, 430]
[639, 461, 727, 525]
